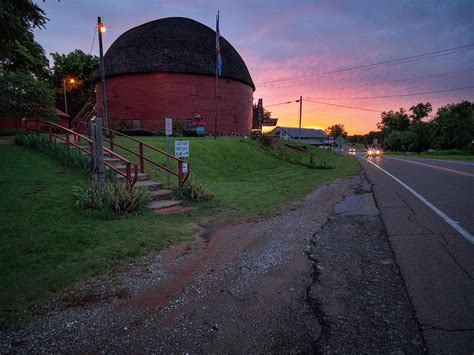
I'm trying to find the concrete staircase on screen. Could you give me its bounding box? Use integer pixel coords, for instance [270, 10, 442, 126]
[81, 147, 183, 211]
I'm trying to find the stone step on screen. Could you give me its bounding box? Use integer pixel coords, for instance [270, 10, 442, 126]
[134, 180, 162, 191]
[117, 172, 149, 181]
[81, 150, 113, 158]
[147, 200, 182, 210]
[104, 157, 123, 165]
[149, 189, 174, 201]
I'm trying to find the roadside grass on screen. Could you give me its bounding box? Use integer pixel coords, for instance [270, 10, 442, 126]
[0, 138, 359, 326]
[0, 145, 192, 327]
[385, 149, 474, 161]
[110, 136, 360, 219]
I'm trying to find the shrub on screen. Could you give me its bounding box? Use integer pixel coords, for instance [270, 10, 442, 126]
[0, 128, 18, 136]
[15, 132, 91, 174]
[73, 180, 151, 215]
[176, 179, 213, 202]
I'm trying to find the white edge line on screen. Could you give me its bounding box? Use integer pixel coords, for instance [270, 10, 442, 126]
[360, 156, 474, 245]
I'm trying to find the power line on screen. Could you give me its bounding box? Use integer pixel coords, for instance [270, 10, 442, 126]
[256, 44, 474, 86]
[307, 85, 474, 100]
[261, 67, 474, 100]
[88, 28, 97, 55]
[258, 48, 474, 90]
[323, 68, 474, 92]
[266, 100, 297, 107]
[305, 99, 382, 113]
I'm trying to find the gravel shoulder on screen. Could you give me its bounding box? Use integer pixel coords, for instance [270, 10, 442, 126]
[1, 173, 425, 353]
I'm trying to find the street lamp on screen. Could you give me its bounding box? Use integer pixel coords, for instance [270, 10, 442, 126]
[63, 77, 75, 127]
[97, 16, 108, 128]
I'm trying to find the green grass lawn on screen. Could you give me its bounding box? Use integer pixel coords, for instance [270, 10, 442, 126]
[385, 149, 474, 161]
[0, 138, 359, 326]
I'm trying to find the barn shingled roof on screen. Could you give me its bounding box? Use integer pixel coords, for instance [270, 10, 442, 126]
[98, 17, 255, 90]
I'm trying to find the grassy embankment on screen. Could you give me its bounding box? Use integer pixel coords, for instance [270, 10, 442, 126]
[0, 137, 359, 326]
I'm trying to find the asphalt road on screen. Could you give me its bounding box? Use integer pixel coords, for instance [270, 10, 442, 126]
[356, 152, 474, 354]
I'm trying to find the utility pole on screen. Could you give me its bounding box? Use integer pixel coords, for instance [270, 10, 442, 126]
[97, 17, 108, 129]
[92, 117, 105, 188]
[298, 96, 302, 142]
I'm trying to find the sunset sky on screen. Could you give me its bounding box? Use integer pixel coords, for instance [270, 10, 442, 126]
[33, 0, 474, 134]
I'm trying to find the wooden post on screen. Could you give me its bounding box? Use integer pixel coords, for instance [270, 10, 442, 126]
[298, 96, 302, 143]
[139, 142, 144, 173]
[98, 17, 108, 129]
[92, 117, 105, 188]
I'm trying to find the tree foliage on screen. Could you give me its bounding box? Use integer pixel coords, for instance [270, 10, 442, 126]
[431, 101, 474, 150]
[0, 0, 49, 78]
[50, 50, 100, 117]
[325, 123, 348, 138]
[377, 108, 410, 133]
[0, 71, 56, 127]
[409, 102, 432, 123]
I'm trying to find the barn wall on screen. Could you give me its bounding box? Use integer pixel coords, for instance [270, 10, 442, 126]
[95, 72, 254, 134]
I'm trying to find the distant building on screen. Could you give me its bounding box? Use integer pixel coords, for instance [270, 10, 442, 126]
[95, 17, 255, 135]
[267, 126, 329, 146]
[0, 109, 70, 130]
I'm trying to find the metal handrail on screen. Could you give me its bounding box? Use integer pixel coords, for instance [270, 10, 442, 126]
[102, 127, 190, 186]
[22, 119, 138, 184]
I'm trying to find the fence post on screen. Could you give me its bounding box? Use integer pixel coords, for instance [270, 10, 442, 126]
[109, 131, 114, 151]
[178, 160, 183, 187]
[139, 143, 144, 173]
[134, 163, 138, 184]
[91, 117, 105, 188]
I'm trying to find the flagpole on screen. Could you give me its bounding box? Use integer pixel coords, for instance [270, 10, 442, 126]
[214, 11, 219, 138]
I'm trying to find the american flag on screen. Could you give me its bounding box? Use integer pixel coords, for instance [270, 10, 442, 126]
[216, 11, 222, 76]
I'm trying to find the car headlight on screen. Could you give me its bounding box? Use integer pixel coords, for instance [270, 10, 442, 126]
[376, 150, 380, 154]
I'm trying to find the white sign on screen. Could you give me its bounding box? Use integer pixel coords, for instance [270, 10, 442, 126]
[175, 140, 189, 158]
[165, 117, 172, 136]
[181, 162, 188, 174]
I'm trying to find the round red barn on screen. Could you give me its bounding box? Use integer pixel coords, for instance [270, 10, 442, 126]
[95, 17, 255, 134]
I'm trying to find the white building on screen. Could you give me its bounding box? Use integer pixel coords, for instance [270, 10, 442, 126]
[267, 126, 329, 146]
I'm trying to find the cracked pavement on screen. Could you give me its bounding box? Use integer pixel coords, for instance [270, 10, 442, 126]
[359, 154, 474, 354]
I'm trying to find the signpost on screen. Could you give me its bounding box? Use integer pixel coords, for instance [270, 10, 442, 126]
[165, 117, 172, 185]
[257, 98, 264, 132]
[175, 140, 189, 158]
[262, 118, 278, 127]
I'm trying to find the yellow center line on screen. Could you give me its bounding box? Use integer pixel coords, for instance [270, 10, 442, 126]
[383, 156, 474, 177]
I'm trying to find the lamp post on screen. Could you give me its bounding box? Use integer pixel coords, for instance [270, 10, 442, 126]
[97, 17, 108, 129]
[63, 77, 75, 127]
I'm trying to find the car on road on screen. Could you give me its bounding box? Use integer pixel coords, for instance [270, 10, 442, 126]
[367, 147, 382, 157]
[348, 148, 356, 154]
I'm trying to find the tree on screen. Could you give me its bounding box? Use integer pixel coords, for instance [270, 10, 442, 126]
[408, 121, 433, 152]
[50, 50, 100, 117]
[431, 101, 474, 150]
[377, 108, 410, 132]
[409, 102, 432, 123]
[326, 123, 348, 138]
[0, 0, 49, 78]
[0, 71, 56, 128]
